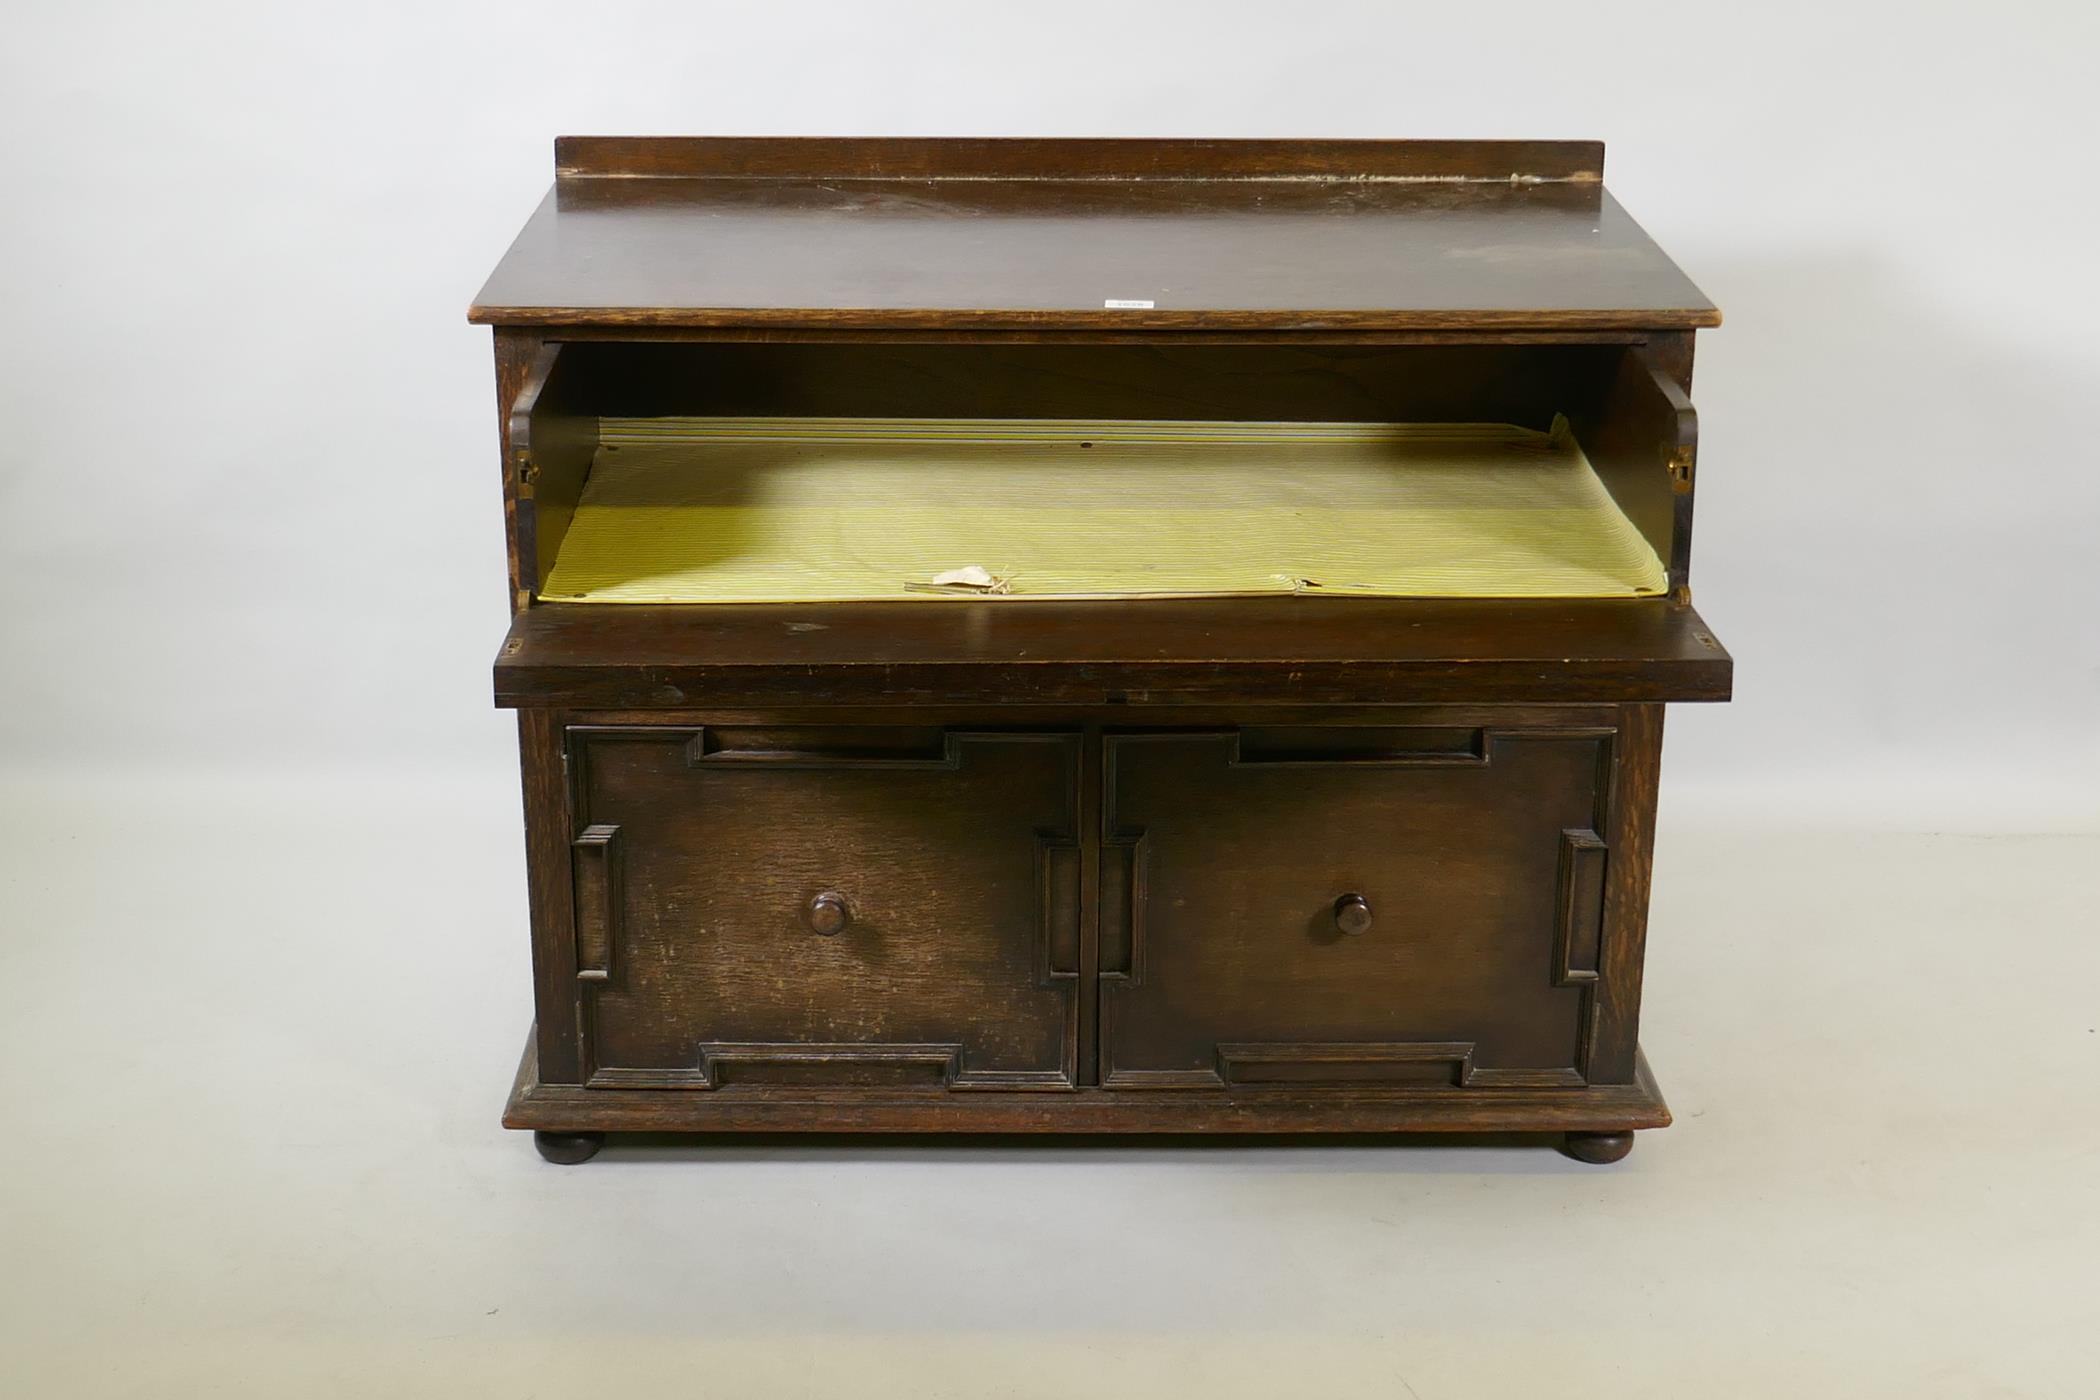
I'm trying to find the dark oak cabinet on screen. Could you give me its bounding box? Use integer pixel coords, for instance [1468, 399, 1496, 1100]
[473, 138, 1728, 1163]
[566, 726, 1083, 1091]
[1099, 722, 1621, 1090]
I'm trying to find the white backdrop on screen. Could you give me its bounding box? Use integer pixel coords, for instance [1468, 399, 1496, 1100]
[3, 0, 2096, 831]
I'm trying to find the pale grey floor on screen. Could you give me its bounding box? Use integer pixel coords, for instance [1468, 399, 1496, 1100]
[3, 774, 2095, 1398]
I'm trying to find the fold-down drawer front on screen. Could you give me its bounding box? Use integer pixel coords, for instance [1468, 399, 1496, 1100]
[566, 726, 1082, 1090]
[494, 599, 1732, 710]
[1100, 723, 1619, 1090]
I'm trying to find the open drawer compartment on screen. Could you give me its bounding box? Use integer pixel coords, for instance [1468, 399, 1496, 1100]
[507, 340, 1703, 606]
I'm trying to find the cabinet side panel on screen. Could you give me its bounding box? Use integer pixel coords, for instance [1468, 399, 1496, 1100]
[492, 328, 544, 613]
[519, 709, 584, 1082]
[1570, 348, 1695, 593]
[1589, 703, 1664, 1082]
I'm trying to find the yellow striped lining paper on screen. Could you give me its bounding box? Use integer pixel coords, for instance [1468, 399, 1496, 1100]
[538, 416, 1667, 603]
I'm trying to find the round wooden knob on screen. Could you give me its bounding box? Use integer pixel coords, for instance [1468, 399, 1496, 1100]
[1333, 893, 1373, 936]
[806, 891, 851, 936]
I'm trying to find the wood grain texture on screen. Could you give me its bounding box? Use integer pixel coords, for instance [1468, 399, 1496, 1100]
[562, 726, 1083, 1090]
[566, 704, 1627, 730]
[505, 341, 596, 598]
[476, 137, 1726, 1155]
[470, 139, 1715, 331]
[517, 714, 1661, 1098]
[553, 136, 1607, 183]
[1098, 728, 1612, 1088]
[490, 329, 543, 612]
[504, 1031, 1673, 1134]
[1573, 347, 1700, 592]
[493, 598, 1733, 709]
[517, 709, 582, 1081]
[1589, 704, 1666, 1083]
[536, 326, 1664, 347]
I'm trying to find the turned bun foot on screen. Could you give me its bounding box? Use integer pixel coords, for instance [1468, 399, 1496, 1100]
[1560, 1130, 1635, 1164]
[534, 1130, 605, 1165]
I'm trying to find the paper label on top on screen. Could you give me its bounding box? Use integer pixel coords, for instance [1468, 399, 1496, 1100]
[1103, 298, 1155, 309]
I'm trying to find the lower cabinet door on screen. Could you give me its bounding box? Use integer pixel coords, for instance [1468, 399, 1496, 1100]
[566, 726, 1082, 1089]
[1099, 725, 1616, 1089]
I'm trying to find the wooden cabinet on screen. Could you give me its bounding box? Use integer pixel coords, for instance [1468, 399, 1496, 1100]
[473, 138, 1728, 1163]
[564, 726, 1084, 1091]
[1099, 721, 1619, 1090]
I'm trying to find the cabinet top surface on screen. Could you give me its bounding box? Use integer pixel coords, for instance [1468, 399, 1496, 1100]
[468, 138, 1719, 333]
